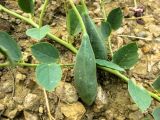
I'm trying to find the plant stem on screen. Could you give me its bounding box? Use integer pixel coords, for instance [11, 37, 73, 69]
[80, 0, 87, 12]
[39, 0, 49, 27]
[118, 34, 152, 41]
[0, 5, 77, 54]
[0, 62, 74, 68]
[68, 0, 87, 34]
[43, 89, 55, 120]
[108, 36, 113, 57]
[99, 0, 106, 21]
[0, 5, 38, 27]
[134, 0, 137, 8]
[98, 65, 160, 102]
[0, 62, 9, 67]
[1, 4, 160, 103]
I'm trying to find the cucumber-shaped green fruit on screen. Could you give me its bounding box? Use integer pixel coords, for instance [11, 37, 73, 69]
[74, 33, 98, 105]
[82, 13, 107, 60]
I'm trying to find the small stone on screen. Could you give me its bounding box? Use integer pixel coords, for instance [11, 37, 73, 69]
[128, 104, 139, 111]
[105, 110, 114, 120]
[0, 103, 5, 111]
[1, 81, 13, 93]
[13, 97, 24, 104]
[149, 24, 160, 37]
[137, 31, 148, 38]
[24, 111, 39, 120]
[128, 111, 144, 120]
[23, 93, 40, 111]
[16, 73, 26, 82]
[55, 82, 78, 103]
[4, 109, 18, 119]
[60, 102, 86, 120]
[93, 86, 108, 112]
[39, 106, 43, 114]
[155, 37, 160, 42]
[0, 92, 5, 99]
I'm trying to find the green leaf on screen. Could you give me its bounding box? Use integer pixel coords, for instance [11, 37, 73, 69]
[74, 33, 97, 105]
[31, 42, 59, 63]
[152, 76, 160, 92]
[66, 5, 85, 36]
[128, 79, 152, 112]
[83, 13, 107, 60]
[99, 21, 112, 41]
[18, 0, 34, 13]
[26, 25, 50, 40]
[96, 59, 125, 71]
[112, 43, 138, 69]
[152, 107, 160, 120]
[0, 32, 22, 63]
[36, 63, 62, 91]
[107, 7, 123, 30]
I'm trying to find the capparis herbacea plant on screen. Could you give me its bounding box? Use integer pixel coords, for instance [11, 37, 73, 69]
[0, 0, 160, 119]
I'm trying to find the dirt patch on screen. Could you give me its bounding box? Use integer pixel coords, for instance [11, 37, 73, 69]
[0, 0, 160, 120]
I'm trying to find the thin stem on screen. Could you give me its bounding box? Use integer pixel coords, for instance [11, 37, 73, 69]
[108, 36, 113, 57]
[125, 15, 153, 20]
[134, 0, 137, 8]
[80, 0, 87, 12]
[47, 33, 77, 54]
[0, 5, 77, 54]
[0, 62, 74, 68]
[0, 5, 38, 27]
[0, 62, 9, 67]
[1, 4, 160, 103]
[118, 34, 152, 41]
[98, 65, 160, 102]
[39, 0, 49, 27]
[68, 0, 87, 33]
[99, 0, 106, 21]
[43, 89, 55, 120]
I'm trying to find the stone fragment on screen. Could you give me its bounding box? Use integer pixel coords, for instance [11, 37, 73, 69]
[24, 111, 39, 120]
[93, 86, 108, 112]
[23, 93, 40, 111]
[55, 82, 78, 103]
[128, 111, 144, 120]
[60, 102, 86, 120]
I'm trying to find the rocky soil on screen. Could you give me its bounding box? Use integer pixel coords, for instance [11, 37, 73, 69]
[0, 0, 160, 120]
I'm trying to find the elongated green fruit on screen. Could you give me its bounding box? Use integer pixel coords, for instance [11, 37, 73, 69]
[82, 13, 107, 60]
[74, 33, 97, 105]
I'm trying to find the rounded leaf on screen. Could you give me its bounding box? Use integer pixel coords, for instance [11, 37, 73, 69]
[152, 107, 160, 120]
[112, 43, 138, 69]
[31, 42, 59, 63]
[26, 25, 50, 41]
[0, 32, 22, 63]
[36, 63, 62, 91]
[107, 7, 123, 30]
[18, 0, 34, 13]
[128, 79, 152, 112]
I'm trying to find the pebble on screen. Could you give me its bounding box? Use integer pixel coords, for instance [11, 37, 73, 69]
[4, 109, 18, 119]
[55, 82, 78, 103]
[24, 111, 39, 120]
[39, 106, 43, 114]
[60, 102, 86, 120]
[149, 24, 160, 37]
[16, 72, 26, 82]
[128, 111, 144, 120]
[155, 37, 160, 42]
[0, 103, 5, 111]
[93, 86, 108, 112]
[23, 93, 40, 111]
[128, 104, 139, 111]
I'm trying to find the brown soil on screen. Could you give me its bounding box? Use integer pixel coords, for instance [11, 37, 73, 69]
[0, 0, 160, 120]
